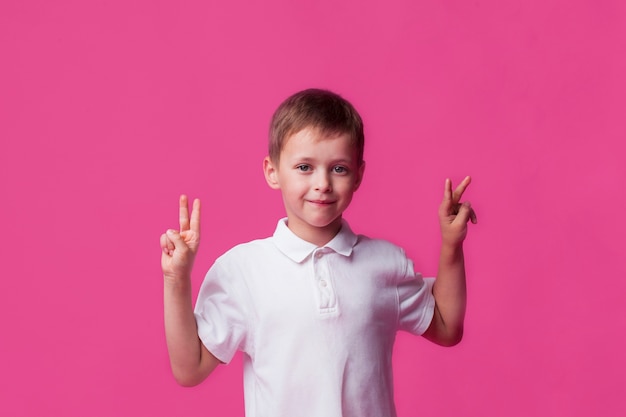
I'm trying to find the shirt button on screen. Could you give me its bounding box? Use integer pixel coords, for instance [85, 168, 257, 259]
[315, 252, 323, 259]
[319, 280, 327, 287]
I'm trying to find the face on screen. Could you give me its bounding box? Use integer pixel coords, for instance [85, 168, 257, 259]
[264, 127, 365, 246]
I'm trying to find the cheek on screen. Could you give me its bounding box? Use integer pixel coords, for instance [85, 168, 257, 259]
[336, 178, 359, 194]
[284, 178, 309, 194]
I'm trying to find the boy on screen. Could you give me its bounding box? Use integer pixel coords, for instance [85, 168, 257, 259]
[161, 89, 477, 417]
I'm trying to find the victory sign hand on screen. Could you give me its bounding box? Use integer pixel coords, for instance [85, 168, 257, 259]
[439, 176, 477, 247]
[160, 195, 201, 281]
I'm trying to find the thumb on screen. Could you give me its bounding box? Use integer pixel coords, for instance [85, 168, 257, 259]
[452, 202, 472, 225]
[166, 229, 189, 251]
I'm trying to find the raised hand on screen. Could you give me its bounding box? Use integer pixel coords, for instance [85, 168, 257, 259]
[438, 176, 477, 247]
[160, 195, 201, 281]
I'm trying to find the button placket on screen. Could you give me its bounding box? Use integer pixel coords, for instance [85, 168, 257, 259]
[312, 249, 336, 313]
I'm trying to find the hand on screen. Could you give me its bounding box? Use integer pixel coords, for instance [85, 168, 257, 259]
[439, 176, 477, 247]
[160, 195, 201, 281]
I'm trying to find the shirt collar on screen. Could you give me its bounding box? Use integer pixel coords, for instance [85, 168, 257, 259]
[272, 218, 358, 263]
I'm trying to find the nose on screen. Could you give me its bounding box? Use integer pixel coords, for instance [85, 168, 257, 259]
[314, 171, 332, 193]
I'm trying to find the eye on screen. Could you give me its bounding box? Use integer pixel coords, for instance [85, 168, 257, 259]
[296, 164, 311, 172]
[332, 165, 348, 174]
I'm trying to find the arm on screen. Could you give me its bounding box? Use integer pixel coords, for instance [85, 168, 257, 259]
[161, 195, 221, 386]
[422, 177, 477, 347]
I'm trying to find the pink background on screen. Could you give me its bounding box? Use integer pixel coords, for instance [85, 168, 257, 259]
[2, 0, 625, 416]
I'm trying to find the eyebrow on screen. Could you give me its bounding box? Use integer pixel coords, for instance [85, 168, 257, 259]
[290, 156, 354, 165]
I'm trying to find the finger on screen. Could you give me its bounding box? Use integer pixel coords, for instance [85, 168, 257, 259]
[160, 233, 175, 256]
[439, 178, 453, 216]
[443, 178, 452, 201]
[190, 198, 201, 234]
[469, 207, 478, 224]
[160, 233, 169, 252]
[452, 176, 471, 204]
[179, 195, 190, 232]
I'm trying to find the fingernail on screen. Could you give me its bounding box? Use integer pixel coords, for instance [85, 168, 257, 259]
[167, 229, 176, 235]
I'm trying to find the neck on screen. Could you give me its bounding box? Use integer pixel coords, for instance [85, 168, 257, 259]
[286, 218, 342, 247]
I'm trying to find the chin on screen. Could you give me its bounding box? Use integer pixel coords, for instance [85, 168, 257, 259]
[309, 217, 341, 229]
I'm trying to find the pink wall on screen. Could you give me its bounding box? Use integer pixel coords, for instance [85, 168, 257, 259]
[2, 0, 625, 416]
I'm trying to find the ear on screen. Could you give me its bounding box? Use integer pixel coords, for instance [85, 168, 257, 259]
[353, 160, 366, 191]
[263, 156, 281, 189]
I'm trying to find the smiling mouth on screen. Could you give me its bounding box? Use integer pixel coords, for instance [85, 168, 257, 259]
[308, 200, 336, 205]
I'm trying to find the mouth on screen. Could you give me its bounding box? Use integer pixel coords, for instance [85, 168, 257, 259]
[307, 199, 336, 206]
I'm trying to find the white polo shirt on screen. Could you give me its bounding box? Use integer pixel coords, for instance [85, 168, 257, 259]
[194, 219, 435, 417]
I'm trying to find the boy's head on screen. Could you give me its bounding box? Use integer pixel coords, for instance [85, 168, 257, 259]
[264, 89, 366, 245]
[269, 89, 364, 166]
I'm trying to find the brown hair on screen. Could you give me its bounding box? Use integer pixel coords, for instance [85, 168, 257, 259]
[269, 89, 364, 165]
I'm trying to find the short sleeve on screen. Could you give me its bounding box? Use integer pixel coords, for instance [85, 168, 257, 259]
[397, 256, 436, 335]
[193, 259, 251, 363]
